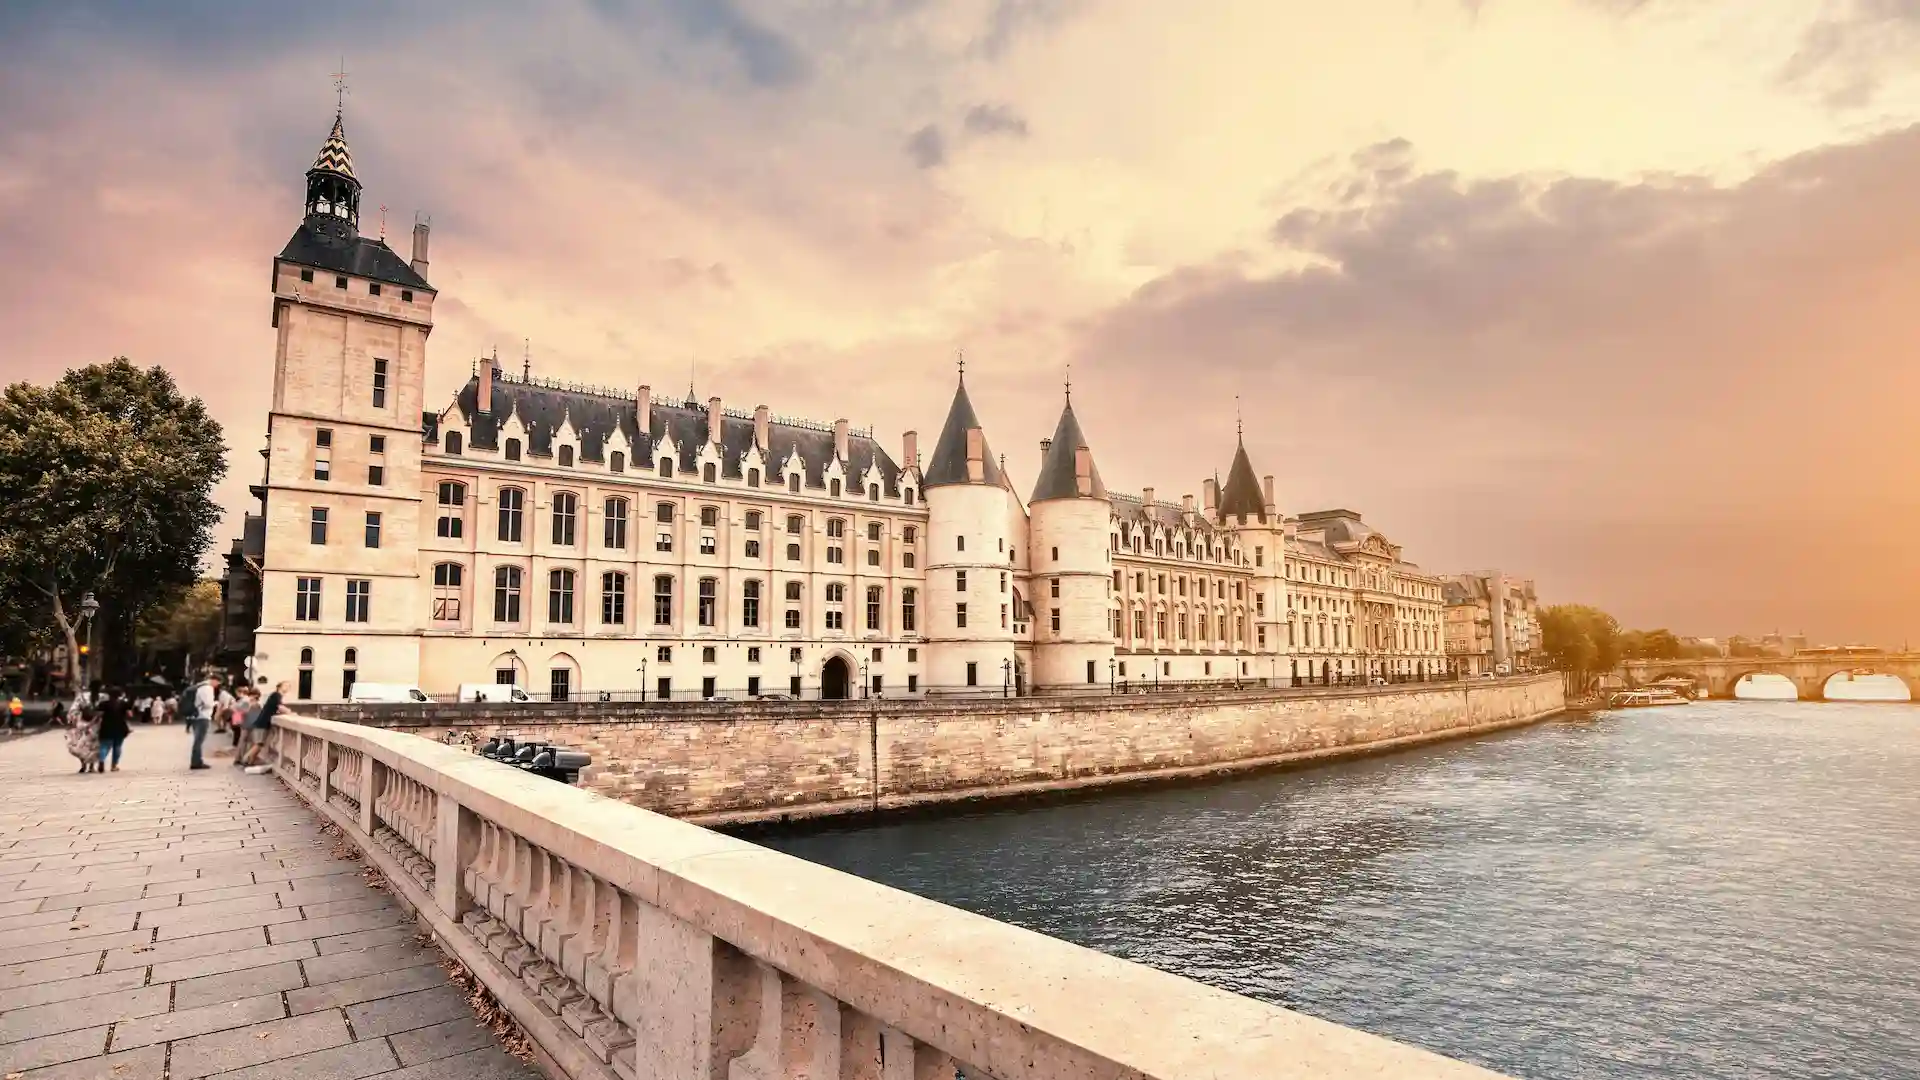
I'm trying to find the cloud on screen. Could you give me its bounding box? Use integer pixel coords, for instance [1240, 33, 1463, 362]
[648, 0, 811, 88]
[1777, 0, 1920, 108]
[1073, 127, 1920, 641]
[905, 124, 947, 168]
[963, 103, 1031, 138]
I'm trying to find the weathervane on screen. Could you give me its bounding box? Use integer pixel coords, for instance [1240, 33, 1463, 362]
[956, 349, 965, 383]
[1236, 394, 1243, 438]
[522, 339, 531, 381]
[378, 205, 388, 240]
[1064, 363, 1072, 405]
[330, 58, 350, 115]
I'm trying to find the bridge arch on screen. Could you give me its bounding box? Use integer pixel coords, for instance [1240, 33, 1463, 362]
[1819, 668, 1912, 702]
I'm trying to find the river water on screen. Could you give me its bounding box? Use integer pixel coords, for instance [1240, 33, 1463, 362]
[760, 702, 1920, 1079]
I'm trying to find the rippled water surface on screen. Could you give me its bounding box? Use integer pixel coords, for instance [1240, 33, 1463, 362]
[760, 703, 1920, 1079]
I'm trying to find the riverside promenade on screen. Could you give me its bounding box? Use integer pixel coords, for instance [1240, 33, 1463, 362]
[0, 730, 535, 1080]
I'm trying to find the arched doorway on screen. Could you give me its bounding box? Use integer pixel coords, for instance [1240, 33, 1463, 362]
[821, 656, 851, 700]
[1321, 660, 1331, 686]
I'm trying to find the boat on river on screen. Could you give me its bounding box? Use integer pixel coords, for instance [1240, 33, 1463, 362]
[1608, 688, 1692, 708]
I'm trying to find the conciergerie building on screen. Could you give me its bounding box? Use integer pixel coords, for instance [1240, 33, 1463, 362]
[224, 110, 1448, 703]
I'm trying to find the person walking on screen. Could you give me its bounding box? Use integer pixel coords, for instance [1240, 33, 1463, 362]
[149, 694, 165, 725]
[65, 696, 101, 773]
[6, 695, 22, 730]
[97, 688, 131, 772]
[187, 673, 228, 770]
[238, 682, 282, 769]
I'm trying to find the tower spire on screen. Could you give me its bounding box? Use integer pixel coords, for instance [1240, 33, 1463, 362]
[302, 98, 361, 244]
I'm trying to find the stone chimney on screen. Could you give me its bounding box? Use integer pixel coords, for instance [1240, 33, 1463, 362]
[636, 385, 651, 436]
[1262, 475, 1276, 516]
[477, 353, 495, 414]
[902, 429, 918, 470]
[754, 406, 770, 451]
[409, 220, 430, 281]
[833, 419, 849, 463]
[1142, 486, 1155, 508]
[707, 396, 723, 446]
[1182, 493, 1195, 515]
[1203, 478, 1218, 513]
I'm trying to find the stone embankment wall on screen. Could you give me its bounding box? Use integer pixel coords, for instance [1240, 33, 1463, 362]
[314, 674, 1564, 825]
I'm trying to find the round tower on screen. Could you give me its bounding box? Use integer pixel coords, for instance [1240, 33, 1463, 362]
[1028, 394, 1113, 691]
[922, 374, 1020, 693]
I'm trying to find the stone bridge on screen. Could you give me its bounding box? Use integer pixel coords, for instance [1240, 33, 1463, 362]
[1624, 653, 1920, 700]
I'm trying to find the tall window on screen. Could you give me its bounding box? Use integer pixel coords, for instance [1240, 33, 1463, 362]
[493, 566, 522, 623]
[432, 563, 462, 621]
[610, 451, 624, 473]
[558, 445, 574, 467]
[703, 462, 717, 483]
[364, 512, 381, 549]
[342, 648, 358, 699]
[786, 581, 803, 601]
[602, 571, 626, 625]
[866, 586, 882, 631]
[551, 491, 577, 546]
[497, 487, 524, 542]
[788, 473, 800, 493]
[701, 506, 719, 527]
[827, 518, 845, 539]
[656, 502, 674, 552]
[956, 602, 968, 629]
[902, 588, 916, 632]
[371, 359, 388, 408]
[505, 438, 522, 461]
[825, 582, 845, 630]
[653, 575, 674, 625]
[867, 522, 882, 541]
[747, 469, 760, 487]
[314, 428, 331, 481]
[445, 431, 462, 455]
[604, 498, 628, 549]
[345, 580, 370, 623]
[295, 577, 321, 622]
[436, 482, 465, 538]
[746, 510, 762, 531]
[309, 507, 328, 545]
[297, 647, 314, 700]
[787, 514, 804, 534]
[548, 569, 575, 624]
[742, 580, 761, 627]
[367, 435, 385, 486]
[698, 578, 717, 626]
[658, 457, 672, 477]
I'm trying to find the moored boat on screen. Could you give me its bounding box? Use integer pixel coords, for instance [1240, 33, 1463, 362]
[1608, 688, 1692, 708]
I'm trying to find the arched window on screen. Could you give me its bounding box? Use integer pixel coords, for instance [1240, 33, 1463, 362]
[493, 565, 523, 622]
[603, 498, 628, 549]
[830, 479, 842, 497]
[497, 487, 524, 543]
[341, 648, 358, 699]
[827, 519, 846, 538]
[436, 481, 466, 539]
[867, 522, 882, 541]
[609, 451, 624, 473]
[747, 469, 760, 488]
[297, 647, 314, 701]
[505, 438, 522, 461]
[548, 568, 576, 624]
[444, 431, 462, 455]
[300, 647, 313, 664]
[786, 514, 804, 533]
[785, 581, 803, 601]
[742, 580, 761, 627]
[652, 575, 674, 625]
[431, 562, 463, 621]
[703, 462, 717, 483]
[788, 473, 800, 493]
[551, 491, 577, 546]
[658, 457, 673, 477]
[904, 488, 915, 506]
[868, 485, 880, 501]
[601, 571, 626, 625]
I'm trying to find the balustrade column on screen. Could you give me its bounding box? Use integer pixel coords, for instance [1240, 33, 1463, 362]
[359, 758, 380, 835]
[433, 791, 480, 917]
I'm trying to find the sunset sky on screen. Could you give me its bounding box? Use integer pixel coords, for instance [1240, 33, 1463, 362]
[3, 0, 1919, 644]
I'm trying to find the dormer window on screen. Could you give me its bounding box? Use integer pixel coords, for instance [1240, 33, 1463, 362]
[299, 269, 313, 283]
[559, 445, 574, 467]
[335, 276, 348, 290]
[505, 438, 522, 462]
[401, 290, 414, 302]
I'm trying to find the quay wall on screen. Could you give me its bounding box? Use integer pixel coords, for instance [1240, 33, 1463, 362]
[313, 674, 1564, 825]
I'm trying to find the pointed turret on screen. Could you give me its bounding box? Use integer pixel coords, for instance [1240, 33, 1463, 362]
[922, 376, 1006, 489]
[1030, 400, 1107, 503]
[1218, 436, 1266, 523]
[303, 113, 362, 243]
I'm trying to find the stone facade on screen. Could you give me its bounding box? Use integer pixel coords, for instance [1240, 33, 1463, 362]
[233, 109, 1470, 704]
[314, 674, 1565, 823]
[1443, 571, 1541, 676]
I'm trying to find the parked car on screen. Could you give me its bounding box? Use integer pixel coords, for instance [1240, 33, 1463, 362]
[347, 683, 432, 704]
[456, 683, 533, 703]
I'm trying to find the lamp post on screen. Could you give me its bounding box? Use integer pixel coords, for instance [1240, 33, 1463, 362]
[77, 591, 99, 694]
[794, 653, 803, 700]
[638, 657, 648, 702]
[1108, 657, 1116, 694]
[1001, 658, 1011, 699]
[860, 657, 870, 700]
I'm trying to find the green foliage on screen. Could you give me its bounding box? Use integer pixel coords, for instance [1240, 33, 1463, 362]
[1540, 603, 1621, 690]
[0, 359, 226, 682]
[136, 580, 224, 657]
[1620, 628, 1683, 661]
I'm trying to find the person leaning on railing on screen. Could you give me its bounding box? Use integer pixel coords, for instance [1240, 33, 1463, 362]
[238, 681, 286, 772]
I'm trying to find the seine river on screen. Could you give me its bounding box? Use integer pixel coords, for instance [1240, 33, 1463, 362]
[760, 702, 1920, 1080]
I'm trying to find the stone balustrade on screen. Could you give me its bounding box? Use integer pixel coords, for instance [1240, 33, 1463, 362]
[269, 714, 1510, 1080]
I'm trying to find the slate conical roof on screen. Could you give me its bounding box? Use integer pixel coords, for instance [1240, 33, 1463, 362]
[309, 114, 356, 183]
[1030, 400, 1107, 502]
[922, 378, 1006, 489]
[1218, 436, 1267, 521]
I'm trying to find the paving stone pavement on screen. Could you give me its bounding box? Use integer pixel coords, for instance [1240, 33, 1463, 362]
[0, 729, 539, 1080]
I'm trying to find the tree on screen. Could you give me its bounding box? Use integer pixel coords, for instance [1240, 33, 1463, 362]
[0, 360, 226, 687]
[1540, 603, 1622, 693]
[135, 581, 224, 678]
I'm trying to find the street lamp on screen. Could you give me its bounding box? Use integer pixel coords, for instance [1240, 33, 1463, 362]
[794, 653, 803, 699]
[1108, 657, 1116, 693]
[1001, 658, 1011, 698]
[637, 657, 648, 702]
[860, 657, 870, 699]
[77, 591, 99, 693]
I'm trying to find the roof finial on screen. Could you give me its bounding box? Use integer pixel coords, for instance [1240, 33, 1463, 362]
[956, 349, 966, 384]
[1235, 394, 1243, 440]
[1064, 363, 1071, 405]
[522, 339, 530, 381]
[688, 358, 696, 403]
[330, 58, 350, 116]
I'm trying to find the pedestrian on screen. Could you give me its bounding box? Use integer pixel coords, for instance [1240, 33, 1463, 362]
[149, 694, 165, 725]
[65, 697, 101, 773]
[226, 691, 247, 748]
[6, 695, 22, 730]
[238, 682, 283, 769]
[187, 673, 229, 770]
[97, 687, 131, 773]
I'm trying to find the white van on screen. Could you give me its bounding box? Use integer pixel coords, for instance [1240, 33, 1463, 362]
[456, 683, 533, 704]
[346, 683, 432, 704]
